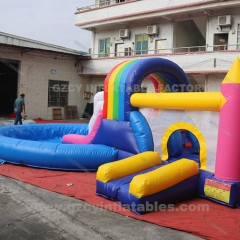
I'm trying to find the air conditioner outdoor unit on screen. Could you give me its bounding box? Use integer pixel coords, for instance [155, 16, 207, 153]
[119, 29, 130, 39]
[147, 25, 158, 35]
[218, 15, 232, 26]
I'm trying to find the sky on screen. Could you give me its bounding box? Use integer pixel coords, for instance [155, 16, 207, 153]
[0, 0, 94, 52]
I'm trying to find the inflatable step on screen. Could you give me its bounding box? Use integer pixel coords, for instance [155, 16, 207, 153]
[96, 152, 161, 200]
[129, 158, 199, 198]
[117, 159, 199, 214]
[118, 174, 199, 214]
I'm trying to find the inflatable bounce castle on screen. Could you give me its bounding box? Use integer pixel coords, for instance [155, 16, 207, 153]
[95, 57, 240, 214]
[0, 57, 240, 214]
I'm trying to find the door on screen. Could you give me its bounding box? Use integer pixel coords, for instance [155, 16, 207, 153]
[115, 43, 124, 56]
[0, 60, 18, 116]
[213, 33, 228, 51]
[156, 39, 167, 54]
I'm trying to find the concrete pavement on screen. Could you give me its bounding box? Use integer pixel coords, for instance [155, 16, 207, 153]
[0, 175, 203, 240]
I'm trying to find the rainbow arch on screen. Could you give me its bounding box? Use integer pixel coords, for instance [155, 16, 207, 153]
[103, 58, 190, 121]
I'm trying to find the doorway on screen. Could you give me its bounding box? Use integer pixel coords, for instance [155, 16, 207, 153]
[0, 59, 19, 117]
[115, 43, 124, 56]
[167, 129, 200, 166]
[213, 33, 228, 51]
[156, 39, 167, 54]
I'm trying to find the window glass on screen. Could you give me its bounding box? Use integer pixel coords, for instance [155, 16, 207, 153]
[237, 24, 240, 50]
[99, 38, 110, 57]
[99, 39, 105, 57]
[136, 34, 149, 55]
[48, 80, 69, 107]
[106, 38, 110, 56]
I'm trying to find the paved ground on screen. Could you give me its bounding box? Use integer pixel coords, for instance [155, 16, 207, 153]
[0, 175, 203, 240]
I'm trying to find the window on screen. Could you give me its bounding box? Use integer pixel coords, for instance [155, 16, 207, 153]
[238, 24, 240, 50]
[48, 80, 69, 107]
[96, 85, 104, 92]
[125, 47, 132, 56]
[136, 34, 149, 55]
[99, 0, 110, 6]
[99, 38, 110, 57]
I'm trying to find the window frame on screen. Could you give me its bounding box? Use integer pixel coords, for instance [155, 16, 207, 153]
[48, 80, 69, 107]
[99, 38, 110, 57]
[135, 34, 149, 55]
[237, 24, 240, 50]
[99, 0, 110, 6]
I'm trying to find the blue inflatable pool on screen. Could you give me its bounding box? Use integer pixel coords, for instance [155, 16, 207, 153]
[0, 124, 118, 171]
[0, 111, 154, 171]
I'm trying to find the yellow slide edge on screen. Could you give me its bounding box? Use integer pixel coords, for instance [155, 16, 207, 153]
[129, 158, 199, 198]
[96, 151, 161, 183]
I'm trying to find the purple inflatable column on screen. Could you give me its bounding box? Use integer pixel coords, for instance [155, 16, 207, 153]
[215, 57, 240, 181]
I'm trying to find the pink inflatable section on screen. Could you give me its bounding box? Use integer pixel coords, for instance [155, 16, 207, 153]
[62, 110, 103, 144]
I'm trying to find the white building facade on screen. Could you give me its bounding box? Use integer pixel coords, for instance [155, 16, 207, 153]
[75, 0, 240, 92]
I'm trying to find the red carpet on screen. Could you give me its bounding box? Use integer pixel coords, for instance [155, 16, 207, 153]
[0, 164, 239, 240]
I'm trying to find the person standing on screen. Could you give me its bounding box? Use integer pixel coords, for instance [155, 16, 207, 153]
[13, 94, 26, 125]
